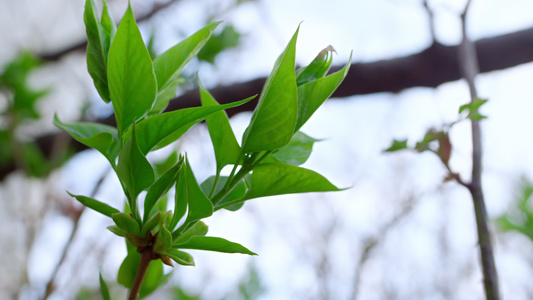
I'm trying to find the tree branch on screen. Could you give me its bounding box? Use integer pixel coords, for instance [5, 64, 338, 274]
[2, 27, 533, 180]
[457, 2, 500, 299]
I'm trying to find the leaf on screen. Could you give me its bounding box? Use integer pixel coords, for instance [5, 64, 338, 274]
[67, 191, 119, 218]
[84, 0, 111, 102]
[117, 123, 155, 214]
[107, 225, 126, 237]
[54, 114, 120, 166]
[128, 97, 254, 155]
[459, 98, 488, 121]
[183, 156, 213, 223]
[112, 213, 140, 235]
[99, 272, 111, 300]
[175, 236, 257, 255]
[200, 176, 247, 211]
[166, 249, 195, 266]
[197, 25, 240, 63]
[242, 163, 342, 201]
[141, 211, 161, 237]
[144, 159, 183, 220]
[383, 139, 408, 152]
[268, 131, 319, 165]
[294, 52, 352, 132]
[172, 221, 208, 245]
[295, 45, 335, 86]
[199, 79, 241, 171]
[160, 225, 173, 250]
[242, 27, 299, 153]
[152, 22, 220, 114]
[107, 3, 157, 136]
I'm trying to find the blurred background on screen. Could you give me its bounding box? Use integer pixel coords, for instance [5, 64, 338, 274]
[2, 0, 533, 299]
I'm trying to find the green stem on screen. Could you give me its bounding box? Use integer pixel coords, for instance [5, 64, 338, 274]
[128, 249, 152, 300]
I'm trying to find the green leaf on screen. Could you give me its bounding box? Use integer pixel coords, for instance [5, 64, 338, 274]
[160, 225, 173, 250]
[383, 139, 408, 152]
[100, 1, 116, 44]
[67, 191, 119, 218]
[183, 156, 213, 223]
[99, 272, 111, 300]
[141, 211, 161, 237]
[459, 98, 488, 121]
[172, 221, 208, 245]
[54, 114, 120, 166]
[296, 45, 335, 86]
[107, 225, 126, 237]
[84, 0, 111, 102]
[197, 25, 240, 64]
[117, 123, 155, 215]
[175, 236, 257, 255]
[144, 159, 183, 220]
[199, 79, 241, 171]
[241, 163, 342, 201]
[294, 52, 352, 132]
[268, 131, 319, 165]
[152, 22, 220, 114]
[107, 3, 157, 137]
[200, 176, 247, 211]
[242, 27, 299, 153]
[128, 97, 254, 155]
[166, 249, 195, 266]
[112, 213, 140, 235]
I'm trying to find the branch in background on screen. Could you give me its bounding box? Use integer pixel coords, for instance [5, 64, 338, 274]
[457, 1, 500, 299]
[2, 26, 533, 181]
[43, 167, 111, 299]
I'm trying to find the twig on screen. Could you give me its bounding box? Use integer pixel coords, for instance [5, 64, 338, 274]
[457, 1, 500, 299]
[43, 167, 111, 300]
[128, 250, 153, 300]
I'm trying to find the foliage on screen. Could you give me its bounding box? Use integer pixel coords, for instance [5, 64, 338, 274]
[495, 177, 533, 240]
[56, 0, 351, 298]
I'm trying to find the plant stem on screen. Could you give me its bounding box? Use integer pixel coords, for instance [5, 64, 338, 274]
[458, 2, 500, 299]
[128, 249, 153, 300]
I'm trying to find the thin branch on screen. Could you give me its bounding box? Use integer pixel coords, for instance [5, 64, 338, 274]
[129, 250, 153, 300]
[42, 167, 111, 300]
[457, 1, 500, 299]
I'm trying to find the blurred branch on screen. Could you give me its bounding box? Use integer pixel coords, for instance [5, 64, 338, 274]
[457, 1, 500, 299]
[43, 167, 111, 300]
[37, 0, 181, 62]
[2, 26, 533, 180]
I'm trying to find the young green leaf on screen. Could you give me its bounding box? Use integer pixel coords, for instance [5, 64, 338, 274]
[128, 96, 254, 155]
[267, 131, 319, 165]
[107, 225, 126, 237]
[241, 163, 342, 201]
[112, 212, 140, 235]
[294, 53, 352, 132]
[200, 176, 247, 211]
[151, 22, 220, 114]
[116, 123, 155, 215]
[197, 25, 241, 63]
[67, 191, 119, 218]
[166, 249, 195, 266]
[199, 79, 242, 171]
[144, 159, 183, 220]
[54, 114, 120, 167]
[141, 211, 161, 237]
[84, 0, 111, 102]
[99, 272, 111, 300]
[183, 156, 213, 223]
[242, 27, 299, 153]
[99, 1, 116, 44]
[295, 45, 335, 86]
[383, 139, 409, 152]
[172, 221, 209, 245]
[107, 3, 157, 137]
[175, 236, 257, 255]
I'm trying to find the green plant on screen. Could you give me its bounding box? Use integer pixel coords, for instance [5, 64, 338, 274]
[54, 0, 351, 299]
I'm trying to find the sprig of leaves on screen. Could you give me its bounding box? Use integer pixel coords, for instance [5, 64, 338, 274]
[56, 0, 351, 297]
